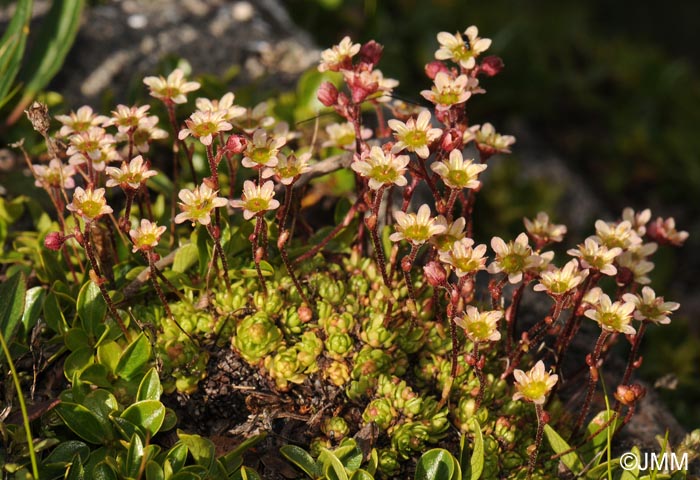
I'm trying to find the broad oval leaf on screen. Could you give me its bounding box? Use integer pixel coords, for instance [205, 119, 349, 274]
[42, 440, 90, 465]
[350, 470, 375, 480]
[178, 431, 215, 469]
[145, 460, 165, 480]
[64, 347, 95, 381]
[415, 449, 456, 480]
[280, 445, 319, 479]
[76, 281, 106, 337]
[115, 333, 151, 380]
[137, 367, 163, 401]
[320, 450, 349, 480]
[21, 286, 45, 334]
[93, 461, 118, 480]
[0, 271, 26, 343]
[55, 402, 110, 444]
[173, 243, 199, 273]
[121, 400, 166, 437]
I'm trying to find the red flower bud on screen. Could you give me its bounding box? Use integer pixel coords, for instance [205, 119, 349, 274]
[478, 56, 504, 77]
[359, 40, 384, 66]
[44, 232, 65, 251]
[423, 261, 447, 287]
[425, 61, 449, 80]
[441, 128, 464, 152]
[225, 134, 247, 154]
[317, 81, 339, 107]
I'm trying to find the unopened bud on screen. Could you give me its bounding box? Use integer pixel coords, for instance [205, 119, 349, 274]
[425, 61, 449, 80]
[255, 246, 265, 262]
[277, 230, 290, 249]
[441, 128, 463, 152]
[44, 232, 65, 251]
[225, 134, 247, 154]
[423, 261, 446, 287]
[317, 81, 339, 107]
[298, 305, 313, 322]
[401, 257, 412, 272]
[365, 214, 377, 231]
[477, 56, 504, 77]
[359, 40, 383, 66]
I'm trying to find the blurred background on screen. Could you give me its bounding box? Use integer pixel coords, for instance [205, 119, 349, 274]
[1, 0, 698, 429]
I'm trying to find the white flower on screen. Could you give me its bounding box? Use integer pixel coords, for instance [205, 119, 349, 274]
[351, 146, 409, 190]
[55, 105, 109, 137]
[66, 127, 117, 171]
[431, 216, 467, 252]
[439, 238, 488, 277]
[648, 217, 689, 247]
[431, 149, 487, 190]
[230, 180, 280, 220]
[143, 69, 200, 104]
[129, 219, 166, 253]
[318, 36, 361, 72]
[512, 360, 558, 405]
[105, 155, 158, 190]
[67, 187, 113, 221]
[119, 115, 168, 153]
[390, 204, 446, 245]
[435, 26, 492, 70]
[420, 72, 474, 111]
[178, 110, 233, 146]
[262, 152, 312, 185]
[106, 104, 152, 133]
[593, 220, 642, 250]
[487, 233, 540, 284]
[174, 184, 228, 226]
[622, 208, 652, 236]
[454, 306, 502, 343]
[622, 286, 679, 325]
[195, 92, 246, 121]
[465, 123, 516, 156]
[617, 242, 657, 285]
[524, 212, 567, 245]
[33, 159, 76, 189]
[241, 129, 286, 169]
[567, 238, 621, 276]
[322, 122, 372, 150]
[388, 110, 442, 159]
[584, 294, 636, 335]
[534, 259, 589, 296]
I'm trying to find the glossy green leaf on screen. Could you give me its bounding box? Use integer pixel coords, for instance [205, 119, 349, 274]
[79, 363, 112, 388]
[82, 389, 118, 426]
[43, 440, 89, 463]
[179, 431, 215, 470]
[544, 424, 584, 474]
[65, 328, 91, 351]
[173, 243, 199, 273]
[350, 470, 375, 480]
[166, 442, 189, 471]
[145, 461, 165, 480]
[0, 0, 32, 105]
[93, 462, 118, 480]
[121, 400, 166, 437]
[0, 271, 26, 343]
[137, 367, 163, 401]
[415, 449, 457, 480]
[21, 286, 45, 334]
[320, 450, 348, 480]
[96, 340, 121, 373]
[334, 442, 362, 472]
[76, 281, 106, 337]
[55, 402, 110, 444]
[469, 418, 484, 480]
[280, 445, 320, 478]
[115, 333, 151, 380]
[39, 249, 67, 284]
[43, 290, 68, 333]
[65, 455, 85, 480]
[161, 408, 178, 432]
[125, 433, 145, 479]
[64, 347, 95, 380]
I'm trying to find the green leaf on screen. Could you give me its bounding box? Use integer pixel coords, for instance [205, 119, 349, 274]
[166, 442, 189, 471]
[9, 0, 84, 122]
[39, 249, 67, 284]
[145, 461, 165, 480]
[96, 340, 121, 374]
[64, 347, 95, 380]
[585, 410, 620, 458]
[280, 445, 320, 478]
[320, 449, 349, 480]
[544, 424, 584, 474]
[76, 281, 106, 337]
[121, 400, 166, 437]
[415, 449, 457, 480]
[230, 466, 262, 480]
[115, 333, 151, 380]
[0, 271, 26, 343]
[55, 401, 110, 444]
[124, 433, 145, 479]
[43, 290, 68, 333]
[82, 389, 118, 425]
[619, 447, 641, 479]
[137, 367, 163, 401]
[350, 470, 375, 480]
[178, 431, 215, 470]
[93, 462, 118, 480]
[65, 456, 85, 480]
[173, 243, 199, 273]
[79, 363, 112, 388]
[21, 286, 45, 335]
[469, 418, 484, 480]
[42, 440, 90, 465]
[333, 442, 362, 472]
[0, 0, 32, 106]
